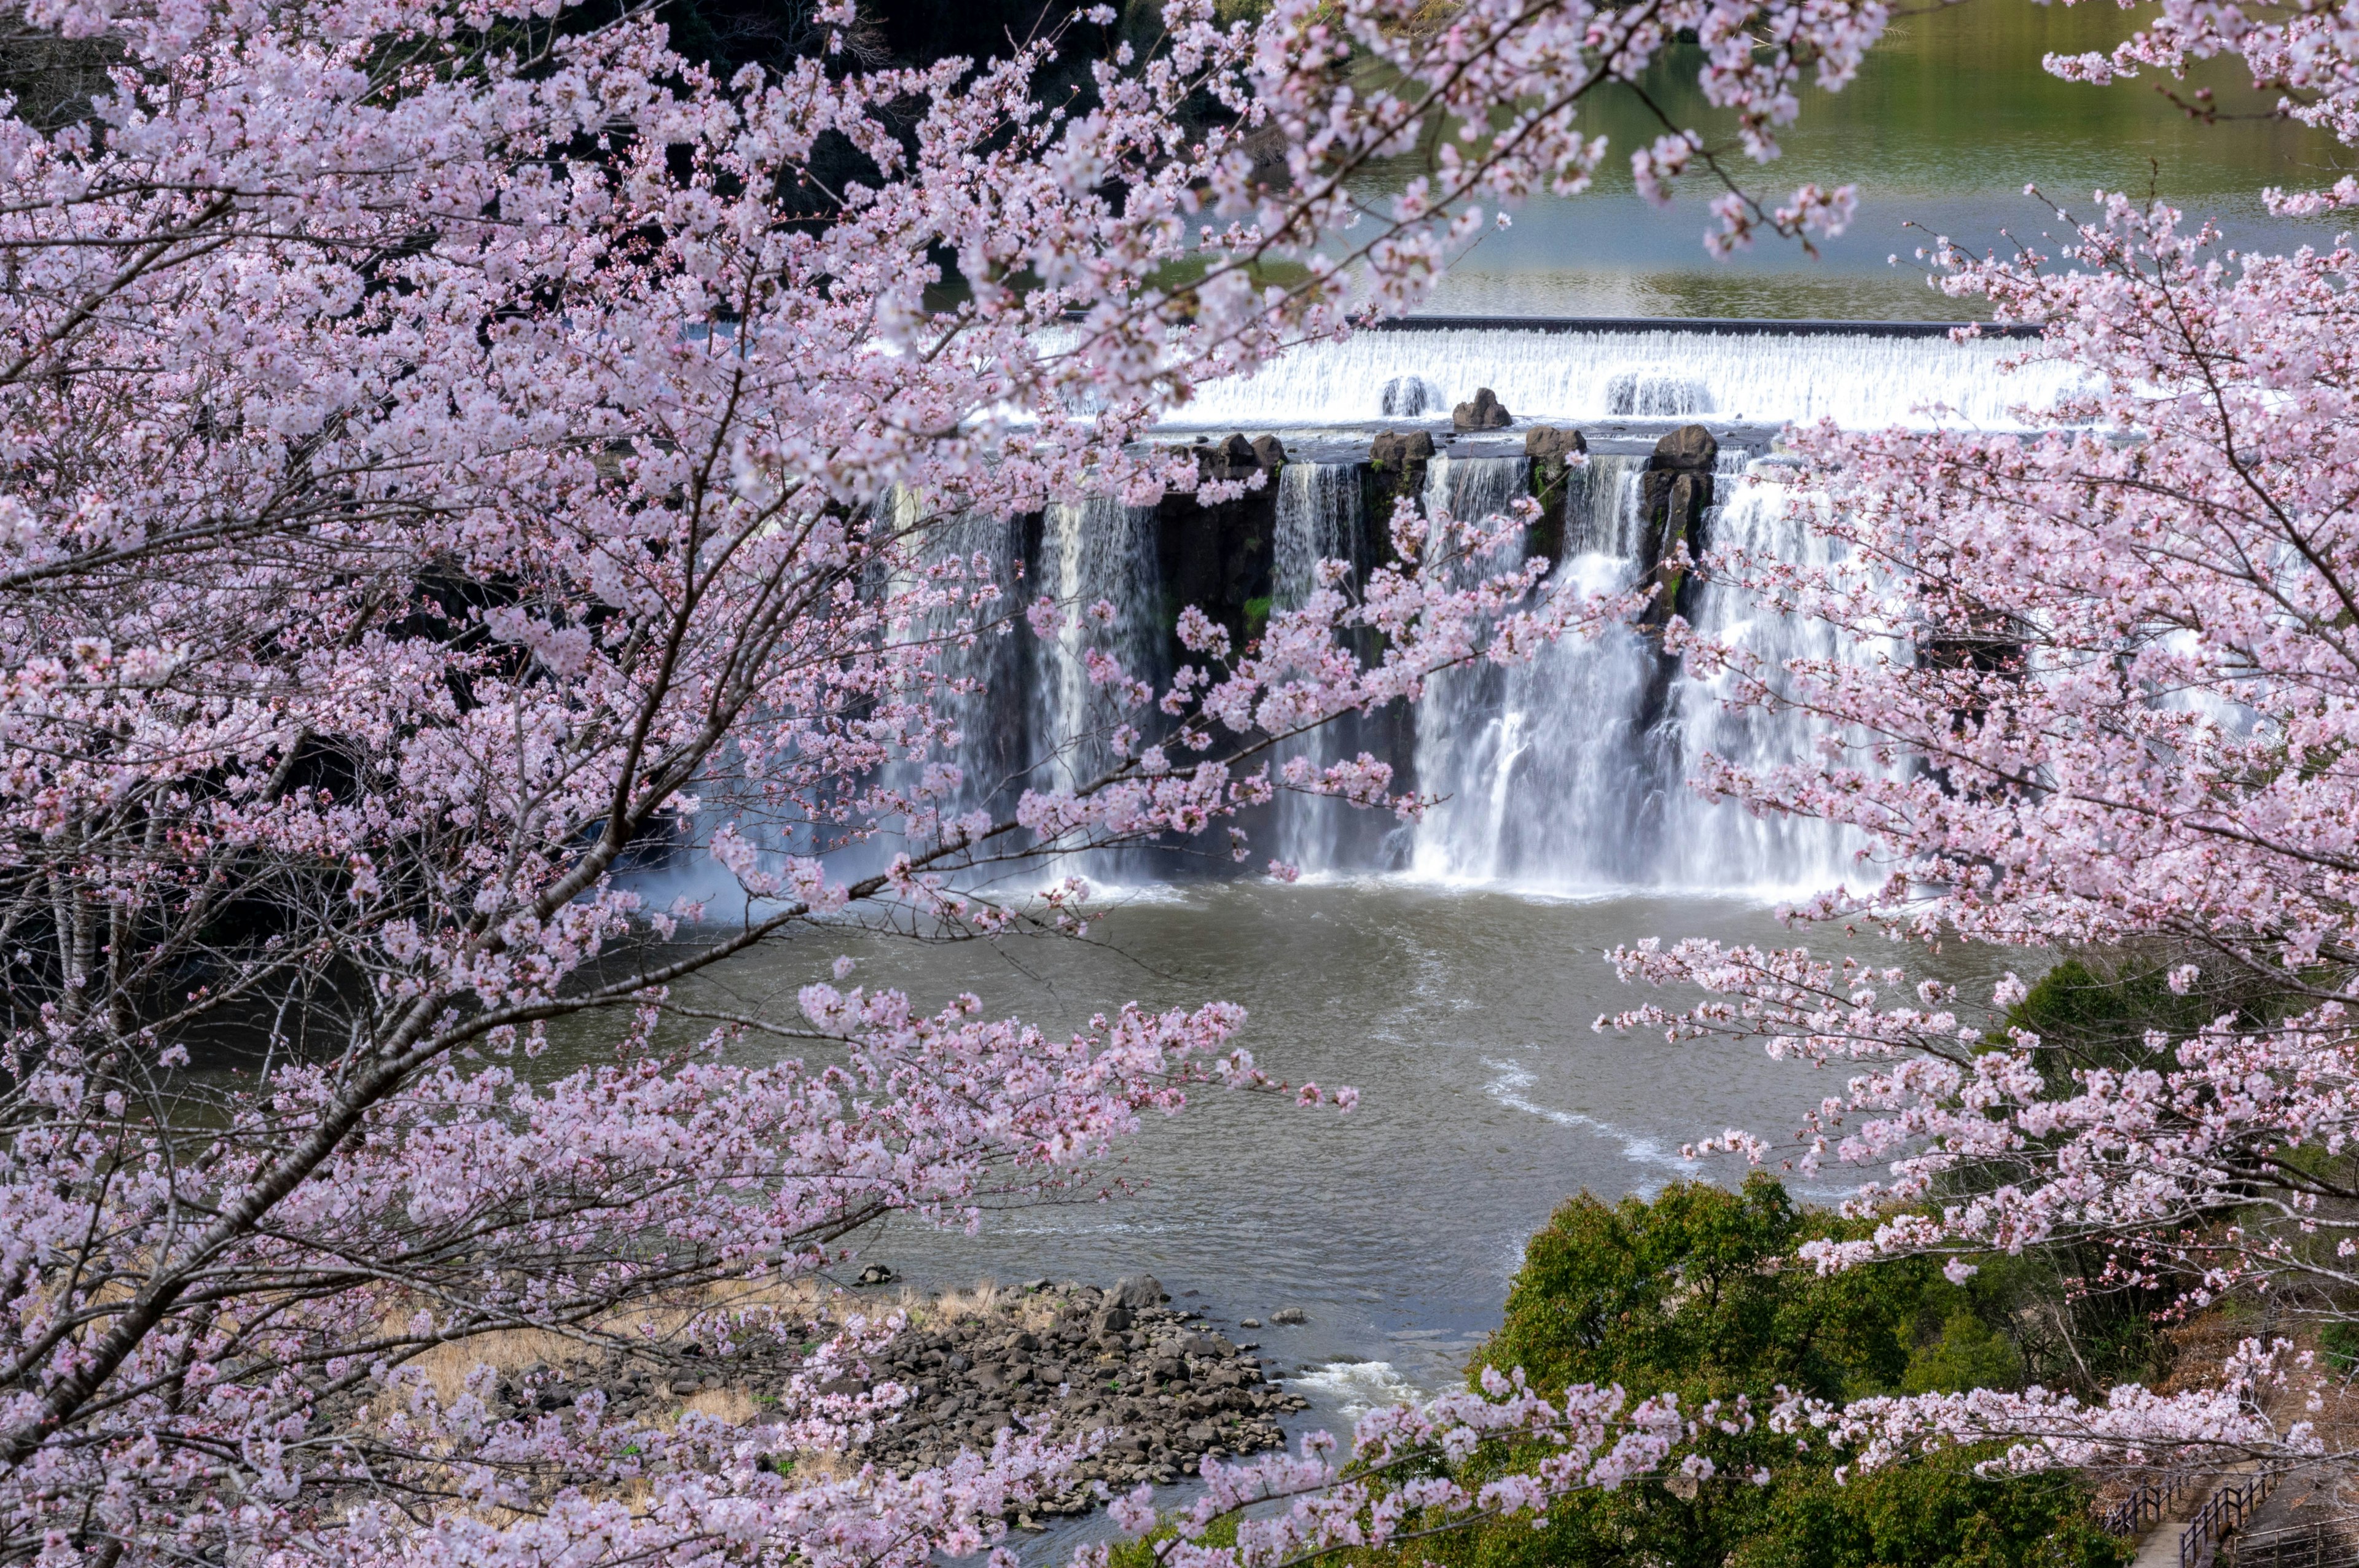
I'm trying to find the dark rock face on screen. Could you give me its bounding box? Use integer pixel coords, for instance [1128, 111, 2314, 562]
[1206, 432, 1262, 478]
[1650, 421, 1718, 474]
[1638, 423, 1718, 628]
[1524, 426, 1587, 569]
[1111, 1273, 1167, 1309]
[1524, 426, 1587, 463]
[1157, 434, 1284, 660]
[1452, 386, 1512, 431]
[1369, 429, 1436, 467]
[1364, 430, 1436, 569]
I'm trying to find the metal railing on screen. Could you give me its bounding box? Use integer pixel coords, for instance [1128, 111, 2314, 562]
[2185, 1471, 2285, 1568]
[2225, 1521, 2359, 1568]
[2105, 1472, 2202, 1537]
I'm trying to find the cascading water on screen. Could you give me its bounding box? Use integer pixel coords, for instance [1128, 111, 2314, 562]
[1269, 448, 1859, 895]
[895, 499, 1030, 832]
[1398, 453, 1683, 888]
[1270, 463, 1369, 872]
[675, 320, 1963, 903]
[1165, 323, 2079, 429]
[1273, 461, 1362, 604]
[1646, 469, 1868, 891]
[1030, 496, 1165, 795]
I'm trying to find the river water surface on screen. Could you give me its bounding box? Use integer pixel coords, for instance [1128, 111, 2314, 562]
[670, 877, 2023, 1556]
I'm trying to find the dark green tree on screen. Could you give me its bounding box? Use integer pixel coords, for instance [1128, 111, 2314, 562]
[1385, 1176, 2126, 1568]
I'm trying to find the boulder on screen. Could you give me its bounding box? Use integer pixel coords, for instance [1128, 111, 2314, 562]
[1524, 427, 1588, 566]
[1369, 429, 1436, 467]
[1451, 386, 1511, 431]
[1651, 422, 1718, 472]
[1269, 1306, 1307, 1325]
[1637, 424, 1719, 628]
[1250, 434, 1286, 470]
[1111, 1273, 1165, 1309]
[1524, 426, 1587, 462]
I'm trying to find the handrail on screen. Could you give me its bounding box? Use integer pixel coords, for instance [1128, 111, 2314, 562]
[2104, 1471, 2201, 1537]
[2185, 1470, 2285, 1568]
[2226, 1519, 2359, 1568]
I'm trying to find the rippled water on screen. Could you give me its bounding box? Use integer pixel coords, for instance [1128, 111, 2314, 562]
[669, 879, 2023, 1553]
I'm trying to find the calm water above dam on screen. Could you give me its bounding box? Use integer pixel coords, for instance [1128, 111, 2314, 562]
[1364, 2, 2353, 318]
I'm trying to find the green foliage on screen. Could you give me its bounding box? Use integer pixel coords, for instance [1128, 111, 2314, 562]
[2002, 959, 2221, 1090]
[1732, 1449, 2127, 1568]
[1903, 1309, 2026, 1395]
[1243, 595, 1274, 640]
[1104, 1511, 1241, 1566]
[1344, 1177, 2122, 1568]
[2321, 1320, 2359, 1371]
[1482, 1174, 1922, 1405]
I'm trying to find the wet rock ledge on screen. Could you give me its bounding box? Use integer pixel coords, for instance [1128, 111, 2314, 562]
[858, 1274, 1309, 1509]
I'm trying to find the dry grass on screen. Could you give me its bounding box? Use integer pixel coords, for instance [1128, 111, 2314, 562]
[681, 1387, 764, 1424]
[393, 1325, 595, 1403]
[906, 1279, 1066, 1333]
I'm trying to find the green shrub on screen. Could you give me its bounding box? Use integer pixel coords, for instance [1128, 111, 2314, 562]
[1904, 1309, 2027, 1395]
[1352, 1177, 2121, 1568]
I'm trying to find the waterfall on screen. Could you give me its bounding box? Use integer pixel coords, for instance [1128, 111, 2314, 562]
[1270, 464, 1368, 872]
[675, 459, 1864, 901]
[662, 316, 1966, 904]
[1167, 324, 2079, 430]
[898, 501, 1029, 833]
[1260, 449, 1860, 895]
[1273, 462, 1361, 604]
[1646, 470, 1866, 891]
[1030, 496, 1166, 880]
[1401, 454, 1676, 888]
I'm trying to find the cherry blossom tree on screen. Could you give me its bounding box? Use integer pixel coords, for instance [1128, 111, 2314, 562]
[19, 0, 2359, 1541]
[1613, 168, 2359, 1481]
[0, 0, 1948, 1550]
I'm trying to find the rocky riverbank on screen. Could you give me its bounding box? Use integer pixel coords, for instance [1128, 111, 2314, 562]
[458, 1274, 1308, 1527]
[851, 1274, 1310, 1521]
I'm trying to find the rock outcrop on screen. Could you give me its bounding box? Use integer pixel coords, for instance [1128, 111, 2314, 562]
[1524, 426, 1588, 567]
[453, 1277, 1308, 1534]
[1157, 434, 1283, 657]
[1452, 386, 1511, 431]
[1638, 423, 1717, 627]
[855, 1280, 1307, 1521]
